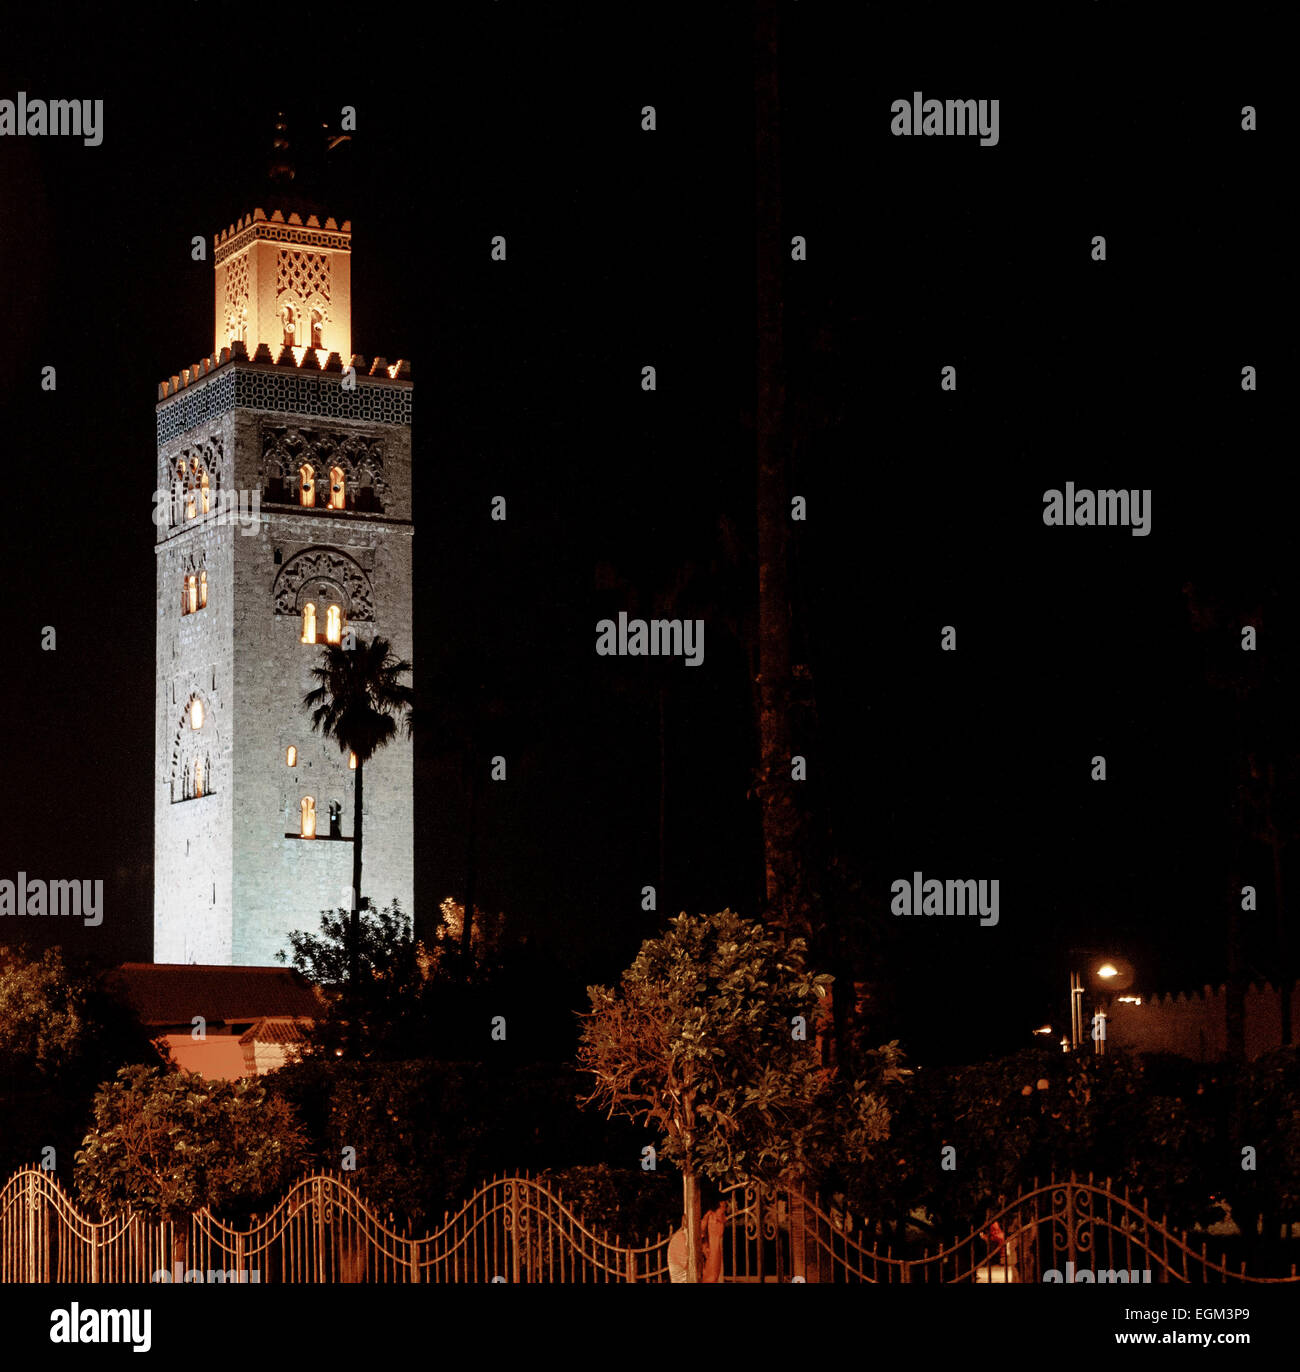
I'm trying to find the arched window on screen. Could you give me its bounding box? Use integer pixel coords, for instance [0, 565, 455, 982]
[311, 310, 324, 350]
[325, 604, 342, 644]
[329, 466, 346, 510]
[199, 570, 208, 609]
[282, 305, 296, 347]
[200, 471, 210, 516]
[190, 698, 204, 730]
[194, 757, 205, 799]
[328, 800, 342, 838]
[186, 574, 198, 615]
[300, 796, 316, 839]
[299, 463, 315, 508]
[286, 745, 297, 767]
[349, 752, 358, 770]
[301, 602, 317, 643]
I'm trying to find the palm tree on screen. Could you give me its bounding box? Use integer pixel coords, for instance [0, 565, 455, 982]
[303, 635, 415, 1012]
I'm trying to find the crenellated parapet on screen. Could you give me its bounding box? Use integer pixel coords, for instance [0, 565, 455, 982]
[213, 208, 352, 265]
[159, 343, 411, 398]
[156, 349, 412, 447]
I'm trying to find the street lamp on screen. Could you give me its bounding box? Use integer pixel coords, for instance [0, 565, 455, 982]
[1068, 952, 1136, 1054]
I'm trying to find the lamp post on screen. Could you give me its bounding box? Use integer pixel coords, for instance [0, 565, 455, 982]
[1068, 953, 1136, 1055]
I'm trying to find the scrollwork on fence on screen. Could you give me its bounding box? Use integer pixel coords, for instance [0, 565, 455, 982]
[2, 1168, 1296, 1284]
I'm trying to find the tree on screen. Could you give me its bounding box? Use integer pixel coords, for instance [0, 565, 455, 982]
[0, 945, 160, 1178]
[75, 1065, 308, 1267]
[576, 909, 903, 1280]
[277, 900, 432, 1060]
[302, 634, 415, 1027]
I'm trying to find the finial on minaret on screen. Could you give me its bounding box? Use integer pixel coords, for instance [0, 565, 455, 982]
[269, 112, 295, 184]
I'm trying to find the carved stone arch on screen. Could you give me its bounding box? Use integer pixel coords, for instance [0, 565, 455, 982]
[169, 690, 218, 802]
[337, 434, 387, 497]
[272, 547, 374, 621]
[295, 574, 349, 617]
[160, 431, 224, 520]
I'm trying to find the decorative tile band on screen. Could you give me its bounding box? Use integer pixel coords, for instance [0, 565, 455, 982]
[157, 366, 412, 445]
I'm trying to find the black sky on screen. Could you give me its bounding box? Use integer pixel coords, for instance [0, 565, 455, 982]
[0, 5, 1289, 1064]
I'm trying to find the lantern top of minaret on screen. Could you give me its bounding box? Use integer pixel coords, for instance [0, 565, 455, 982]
[155, 116, 409, 399]
[268, 111, 294, 185]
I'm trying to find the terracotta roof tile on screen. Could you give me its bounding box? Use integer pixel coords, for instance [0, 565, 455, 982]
[105, 963, 321, 1026]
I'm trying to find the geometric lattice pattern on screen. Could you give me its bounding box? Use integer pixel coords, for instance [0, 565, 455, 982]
[276, 250, 330, 305]
[223, 253, 249, 343]
[156, 368, 413, 445]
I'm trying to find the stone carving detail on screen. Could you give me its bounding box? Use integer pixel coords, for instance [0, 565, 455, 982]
[261, 424, 387, 508]
[159, 432, 224, 528]
[156, 370, 410, 446]
[224, 254, 250, 347]
[169, 692, 216, 803]
[272, 547, 374, 621]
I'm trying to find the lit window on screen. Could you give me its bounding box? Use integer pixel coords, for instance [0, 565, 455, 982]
[194, 758, 205, 798]
[191, 699, 204, 730]
[286, 746, 297, 767]
[199, 570, 208, 609]
[200, 471, 210, 515]
[329, 466, 346, 510]
[311, 310, 324, 350]
[299, 463, 315, 508]
[325, 604, 342, 644]
[300, 796, 316, 839]
[186, 574, 198, 615]
[349, 752, 357, 770]
[301, 602, 317, 643]
[283, 305, 296, 347]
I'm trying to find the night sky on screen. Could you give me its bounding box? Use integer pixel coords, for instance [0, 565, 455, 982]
[0, 6, 1287, 1065]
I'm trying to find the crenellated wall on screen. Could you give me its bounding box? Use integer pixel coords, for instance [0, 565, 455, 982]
[1107, 981, 1300, 1062]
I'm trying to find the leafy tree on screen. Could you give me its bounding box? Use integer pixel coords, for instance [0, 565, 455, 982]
[75, 1065, 308, 1264]
[0, 945, 160, 1178]
[302, 634, 414, 1022]
[576, 909, 905, 1280]
[537, 1163, 679, 1247]
[268, 1058, 649, 1230]
[278, 900, 434, 1060]
[1233, 1045, 1300, 1248]
[870, 1046, 1221, 1240]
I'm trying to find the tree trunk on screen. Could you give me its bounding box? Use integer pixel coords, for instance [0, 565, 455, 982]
[1269, 811, 1290, 1046]
[350, 758, 364, 1052]
[682, 1170, 702, 1284]
[658, 681, 667, 915]
[459, 730, 479, 968]
[754, 0, 800, 937]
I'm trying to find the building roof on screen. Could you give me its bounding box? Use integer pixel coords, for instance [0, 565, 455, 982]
[238, 1017, 312, 1046]
[106, 963, 322, 1027]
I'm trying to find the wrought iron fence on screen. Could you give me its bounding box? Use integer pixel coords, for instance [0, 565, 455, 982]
[2, 1167, 1295, 1283]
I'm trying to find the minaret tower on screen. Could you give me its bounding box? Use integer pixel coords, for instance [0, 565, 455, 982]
[154, 138, 413, 966]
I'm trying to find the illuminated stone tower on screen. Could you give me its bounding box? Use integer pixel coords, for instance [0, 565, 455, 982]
[154, 202, 413, 966]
